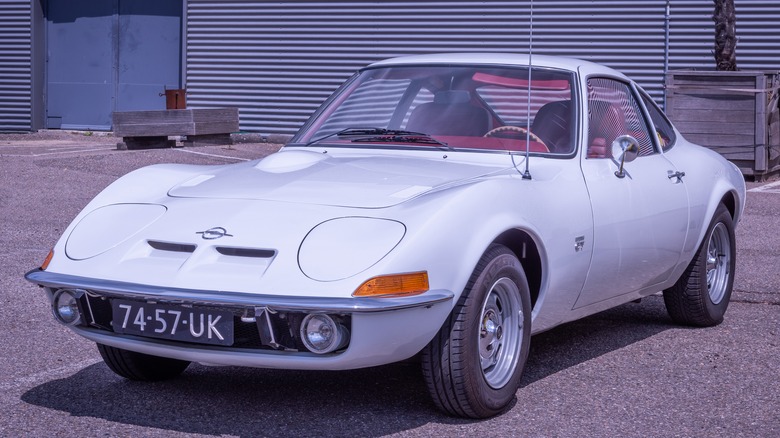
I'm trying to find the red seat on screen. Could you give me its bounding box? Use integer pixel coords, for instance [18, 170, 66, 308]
[532, 100, 572, 153]
[406, 91, 490, 137]
[587, 100, 625, 159]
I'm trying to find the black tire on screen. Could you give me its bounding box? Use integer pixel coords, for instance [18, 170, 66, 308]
[421, 244, 532, 418]
[97, 343, 190, 381]
[663, 204, 736, 327]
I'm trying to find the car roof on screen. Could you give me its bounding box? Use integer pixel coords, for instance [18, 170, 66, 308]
[367, 53, 630, 81]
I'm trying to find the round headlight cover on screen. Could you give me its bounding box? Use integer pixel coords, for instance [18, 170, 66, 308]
[298, 217, 406, 281]
[65, 203, 166, 260]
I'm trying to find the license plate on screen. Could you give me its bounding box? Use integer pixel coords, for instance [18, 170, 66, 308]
[111, 299, 234, 346]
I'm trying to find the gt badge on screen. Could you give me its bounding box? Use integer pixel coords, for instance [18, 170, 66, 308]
[574, 236, 585, 252]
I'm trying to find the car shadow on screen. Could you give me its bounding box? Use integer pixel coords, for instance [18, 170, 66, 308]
[521, 294, 674, 386]
[21, 296, 675, 435]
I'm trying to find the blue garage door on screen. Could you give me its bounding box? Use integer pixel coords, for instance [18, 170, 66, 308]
[46, 0, 182, 130]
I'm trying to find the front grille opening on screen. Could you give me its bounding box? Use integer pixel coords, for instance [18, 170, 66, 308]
[216, 247, 276, 258]
[84, 292, 113, 330]
[147, 240, 197, 253]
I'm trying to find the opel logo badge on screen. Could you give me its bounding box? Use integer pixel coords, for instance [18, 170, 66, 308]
[196, 227, 233, 240]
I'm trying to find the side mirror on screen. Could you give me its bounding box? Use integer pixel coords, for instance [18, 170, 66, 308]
[612, 135, 640, 178]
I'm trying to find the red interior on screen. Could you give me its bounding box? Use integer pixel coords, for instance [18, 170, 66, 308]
[472, 72, 571, 91]
[437, 136, 549, 152]
[316, 136, 549, 153]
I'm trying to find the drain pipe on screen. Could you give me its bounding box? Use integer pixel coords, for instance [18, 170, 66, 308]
[663, 0, 671, 110]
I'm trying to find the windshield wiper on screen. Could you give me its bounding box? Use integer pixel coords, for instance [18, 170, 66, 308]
[304, 127, 451, 150]
[350, 132, 452, 150]
[304, 127, 396, 146]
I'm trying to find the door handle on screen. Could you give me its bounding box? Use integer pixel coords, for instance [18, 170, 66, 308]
[667, 170, 686, 182]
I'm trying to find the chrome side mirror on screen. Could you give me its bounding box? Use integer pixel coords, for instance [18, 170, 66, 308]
[612, 135, 639, 178]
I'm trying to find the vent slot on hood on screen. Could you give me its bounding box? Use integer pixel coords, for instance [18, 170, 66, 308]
[147, 240, 197, 253]
[216, 247, 276, 259]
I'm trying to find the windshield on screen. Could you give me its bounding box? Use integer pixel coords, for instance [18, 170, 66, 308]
[292, 65, 576, 155]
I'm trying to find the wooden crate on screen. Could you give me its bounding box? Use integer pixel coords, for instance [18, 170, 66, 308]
[113, 107, 239, 137]
[665, 70, 780, 179]
[112, 107, 239, 149]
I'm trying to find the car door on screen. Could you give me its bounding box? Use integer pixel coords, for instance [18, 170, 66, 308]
[575, 77, 690, 309]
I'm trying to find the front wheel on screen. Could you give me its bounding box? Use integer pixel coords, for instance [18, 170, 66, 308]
[422, 244, 531, 418]
[663, 204, 736, 326]
[97, 343, 190, 381]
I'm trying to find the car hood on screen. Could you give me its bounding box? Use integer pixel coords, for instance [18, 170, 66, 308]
[168, 149, 508, 208]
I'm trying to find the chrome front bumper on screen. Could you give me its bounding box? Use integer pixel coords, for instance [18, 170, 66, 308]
[25, 269, 455, 370]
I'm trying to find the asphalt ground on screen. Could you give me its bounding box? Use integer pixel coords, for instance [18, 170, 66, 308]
[0, 131, 778, 437]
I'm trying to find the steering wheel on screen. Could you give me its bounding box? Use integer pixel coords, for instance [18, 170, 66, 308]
[483, 125, 547, 149]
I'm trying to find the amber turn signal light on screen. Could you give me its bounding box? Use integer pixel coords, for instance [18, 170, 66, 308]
[41, 249, 54, 271]
[353, 271, 429, 297]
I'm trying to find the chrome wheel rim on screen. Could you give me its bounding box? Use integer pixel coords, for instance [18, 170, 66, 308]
[706, 222, 731, 304]
[478, 277, 524, 389]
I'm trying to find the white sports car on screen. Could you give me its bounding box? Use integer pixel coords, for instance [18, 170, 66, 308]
[27, 53, 746, 418]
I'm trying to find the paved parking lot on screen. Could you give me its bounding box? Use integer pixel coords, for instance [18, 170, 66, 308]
[1, 132, 778, 437]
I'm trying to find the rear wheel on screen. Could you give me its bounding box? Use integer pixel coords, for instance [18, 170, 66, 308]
[663, 204, 736, 326]
[97, 343, 190, 381]
[422, 244, 531, 418]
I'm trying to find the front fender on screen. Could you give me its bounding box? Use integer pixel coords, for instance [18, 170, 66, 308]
[365, 159, 593, 333]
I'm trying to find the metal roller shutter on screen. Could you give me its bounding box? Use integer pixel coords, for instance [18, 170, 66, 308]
[0, 0, 32, 131]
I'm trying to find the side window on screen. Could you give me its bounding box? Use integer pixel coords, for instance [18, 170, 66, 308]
[586, 78, 655, 158]
[640, 93, 677, 151]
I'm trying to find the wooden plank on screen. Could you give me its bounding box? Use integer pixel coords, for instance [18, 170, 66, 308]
[192, 121, 240, 136]
[755, 75, 768, 172]
[670, 109, 756, 124]
[191, 108, 239, 135]
[701, 146, 755, 161]
[669, 70, 766, 78]
[733, 161, 757, 177]
[183, 133, 233, 147]
[669, 86, 761, 96]
[768, 148, 780, 168]
[666, 73, 678, 119]
[121, 136, 176, 150]
[115, 122, 194, 137]
[668, 70, 765, 84]
[674, 121, 755, 137]
[770, 74, 780, 171]
[770, 110, 780, 149]
[683, 132, 756, 148]
[667, 94, 754, 111]
[113, 109, 194, 124]
[191, 107, 239, 123]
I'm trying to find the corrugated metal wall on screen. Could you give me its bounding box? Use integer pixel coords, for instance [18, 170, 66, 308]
[186, 0, 780, 136]
[185, 0, 670, 134]
[669, 1, 780, 72]
[0, 0, 32, 131]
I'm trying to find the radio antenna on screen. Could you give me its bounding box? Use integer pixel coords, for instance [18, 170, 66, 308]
[521, 0, 534, 180]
